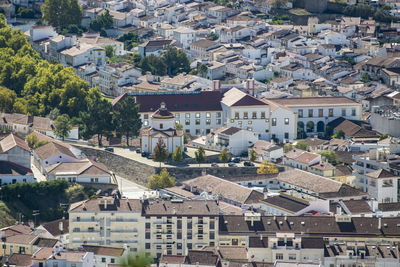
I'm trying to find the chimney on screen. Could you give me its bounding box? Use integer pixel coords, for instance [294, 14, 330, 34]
[201, 169, 207, 176]
[212, 80, 221, 92]
[59, 221, 64, 232]
[173, 207, 176, 215]
[104, 199, 108, 209]
[336, 205, 342, 215]
[378, 217, 382, 230]
[246, 79, 255, 96]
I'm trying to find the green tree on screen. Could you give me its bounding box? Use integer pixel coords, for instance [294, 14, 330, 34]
[162, 46, 190, 77]
[295, 141, 309, 151]
[343, 4, 374, 19]
[80, 98, 113, 146]
[317, 150, 338, 166]
[257, 161, 278, 174]
[117, 32, 140, 51]
[249, 149, 257, 162]
[148, 168, 175, 189]
[119, 252, 152, 267]
[283, 143, 293, 153]
[112, 97, 142, 146]
[42, 0, 82, 29]
[175, 123, 183, 130]
[198, 64, 208, 78]
[89, 10, 113, 32]
[26, 133, 48, 149]
[219, 148, 230, 166]
[172, 146, 183, 162]
[361, 73, 370, 83]
[379, 133, 394, 140]
[194, 146, 206, 166]
[47, 108, 60, 120]
[153, 138, 169, 167]
[332, 129, 345, 139]
[105, 45, 114, 58]
[272, 0, 288, 9]
[53, 114, 72, 141]
[210, 32, 219, 41]
[0, 86, 16, 112]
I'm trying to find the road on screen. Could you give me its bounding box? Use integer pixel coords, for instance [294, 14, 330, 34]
[72, 143, 260, 168]
[116, 175, 157, 199]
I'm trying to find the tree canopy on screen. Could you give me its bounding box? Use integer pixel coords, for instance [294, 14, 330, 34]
[148, 168, 175, 189]
[257, 161, 278, 174]
[219, 149, 230, 166]
[194, 147, 206, 166]
[54, 114, 72, 141]
[0, 16, 101, 119]
[89, 10, 113, 32]
[172, 146, 183, 162]
[112, 97, 142, 146]
[294, 141, 309, 151]
[42, 0, 82, 29]
[153, 138, 169, 167]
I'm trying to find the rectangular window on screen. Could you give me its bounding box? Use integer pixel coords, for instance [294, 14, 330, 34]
[217, 119, 221, 125]
[252, 112, 257, 119]
[206, 119, 211, 125]
[272, 118, 277, 126]
[235, 112, 239, 119]
[243, 112, 248, 119]
[145, 243, 150, 249]
[101, 258, 106, 263]
[185, 119, 190, 125]
[144, 114, 149, 119]
[195, 119, 200, 125]
[195, 129, 200, 135]
[145, 232, 150, 239]
[175, 120, 180, 125]
[217, 112, 221, 118]
[329, 108, 333, 117]
[352, 108, 356, 116]
[261, 112, 265, 119]
[210, 221, 215, 230]
[187, 243, 192, 249]
[206, 112, 211, 118]
[276, 253, 283, 260]
[341, 108, 346, 116]
[209, 231, 215, 240]
[285, 132, 289, 139]
[175, 113, 180, 118]
[298, 109, 303, 118]
[185, 113, 190, 118]
[308, 109, 313, 117]
[319, 109, 323, 117]
[284, 118, 289, 125]
[289, 254, 296, 260]
[195, 112, 200, 118]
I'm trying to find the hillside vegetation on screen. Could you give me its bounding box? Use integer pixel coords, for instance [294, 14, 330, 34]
[0, 15, 100, 118]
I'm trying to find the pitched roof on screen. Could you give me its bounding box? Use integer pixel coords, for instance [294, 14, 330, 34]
[182, 174, 264, 204]
[45, 159, 110, 176]
[366, 169, 398, 179]
[220, 127, 241, 136]
[152, 106, 174, 119]
[341, 199, 372, 214]
[40, 219, 69, 237]
[268, 96, 359, 107]
[159, 255, 185, 264]
[0, 133, 30, 153]
[34, 141, 76, 160]
[8, 253, 33, 267]
[69, 197, 142, 212]
[82, 245, 124, 257]
[113, 92, 222, 112]
[190, 39, 217, 49]
[33, 237, 58, 248]
[0, 161, 32, 176]
[222, 88, 267, 107]
[262, 195, 309, 213]
[142, 200, 219, 216]
[185, 250, 219, 266]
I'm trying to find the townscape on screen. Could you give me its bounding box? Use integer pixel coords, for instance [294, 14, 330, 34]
[1, 0, 400, 266]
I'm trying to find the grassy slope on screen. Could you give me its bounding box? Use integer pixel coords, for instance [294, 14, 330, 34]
[0, 201, 17, 228]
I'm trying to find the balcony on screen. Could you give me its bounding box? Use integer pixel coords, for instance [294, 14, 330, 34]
[111, 229, 138, 233]
[111, 218, 138, 222]
[153, 221, 174, 225]
[72, 219, 97, 222]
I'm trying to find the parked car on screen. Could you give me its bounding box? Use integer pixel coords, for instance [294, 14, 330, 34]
[231, 157, 241, 163]
[147, 154, 153, 159]
[105, 147, 114, 152]
[211, 163, 219, 167]
[228, 162, 238, 167]
[136, 148, 141, 153]
[244, 161, 255, 167]
[141, 152, 147, 157]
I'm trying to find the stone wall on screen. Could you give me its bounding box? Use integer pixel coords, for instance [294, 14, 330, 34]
[75, 146, 263, 186]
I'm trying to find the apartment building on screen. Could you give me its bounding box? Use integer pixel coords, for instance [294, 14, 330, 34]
[142, 199, 219, 258]
[68, 197, 143, 252]
[352, 148, 400, 192]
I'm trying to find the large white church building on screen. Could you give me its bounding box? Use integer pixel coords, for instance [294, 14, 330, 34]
[140, 102, 184, 154]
